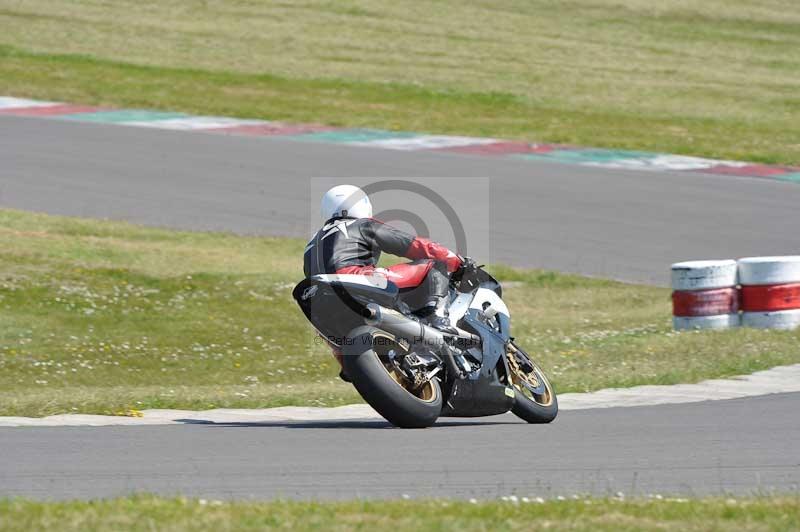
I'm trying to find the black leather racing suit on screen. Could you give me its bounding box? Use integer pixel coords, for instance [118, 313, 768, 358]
[303, 217, 462, 312]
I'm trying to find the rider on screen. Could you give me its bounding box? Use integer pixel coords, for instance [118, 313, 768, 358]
[304, 184, 463, 332]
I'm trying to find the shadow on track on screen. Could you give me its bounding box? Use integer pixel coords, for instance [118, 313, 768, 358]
[174, 418, 522, 429]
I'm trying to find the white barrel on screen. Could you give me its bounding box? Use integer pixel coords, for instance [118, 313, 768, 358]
[671, 260, 738, 290]
[673, 314, 741, 331]
[738, 256, 800, 285]
[741, 309, 800, 330]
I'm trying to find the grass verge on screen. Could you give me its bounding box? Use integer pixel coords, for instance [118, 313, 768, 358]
[1, 209, 799, 417]
[0, 496, 798, 531]
[0, 0, 799, 164]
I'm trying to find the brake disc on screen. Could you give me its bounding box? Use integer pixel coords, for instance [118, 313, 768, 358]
[506, 347, 546, 396]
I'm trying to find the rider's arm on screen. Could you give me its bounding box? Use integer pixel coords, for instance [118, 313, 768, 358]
[367, 219, 462, 272]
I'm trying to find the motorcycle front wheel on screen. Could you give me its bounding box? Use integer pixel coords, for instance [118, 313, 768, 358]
[342, 326, 442, 428]
[506, 343, 558, 424]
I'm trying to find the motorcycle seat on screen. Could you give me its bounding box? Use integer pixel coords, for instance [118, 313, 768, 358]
[295, 274, 399, 310]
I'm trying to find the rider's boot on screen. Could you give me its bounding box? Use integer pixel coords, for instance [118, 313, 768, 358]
[419, 261, 458, 334]
[425, 296, 458, 335]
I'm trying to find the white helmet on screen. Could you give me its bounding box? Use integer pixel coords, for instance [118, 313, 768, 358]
[321, 184, 372, 220]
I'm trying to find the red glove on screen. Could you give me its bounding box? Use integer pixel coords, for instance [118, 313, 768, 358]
[405, 237, 463, 272]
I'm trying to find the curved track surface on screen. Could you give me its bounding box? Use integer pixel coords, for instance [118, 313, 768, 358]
[3, 116, 800, 284]
[1, 393, 799, 500]
[2, 116, 799, 500]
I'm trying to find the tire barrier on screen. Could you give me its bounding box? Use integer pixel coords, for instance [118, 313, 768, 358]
[741, 309, 800, 330]
[738, 256, 800, 330]
[740, 283, 800, 312]
[738, 256, 800, 285]
[671, 260, 738, 291]
[671, 260, 739, 330]
[672, 288, 739, 317]
[672, 313, 741, 331]
[672, 256, 800, 331]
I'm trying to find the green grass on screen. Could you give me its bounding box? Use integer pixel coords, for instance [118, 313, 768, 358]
[2, 209, 800, 417]
[0, 496, 798, 531]
[0, 0, 799, 164]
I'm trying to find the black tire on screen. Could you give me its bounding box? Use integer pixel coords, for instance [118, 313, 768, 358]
[342, 326, 442, 428]
[508, 345, 558, 424]
[512, 389, 558, 424]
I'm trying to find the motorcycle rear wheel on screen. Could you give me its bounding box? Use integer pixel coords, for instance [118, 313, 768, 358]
[342, 326, 442, 428]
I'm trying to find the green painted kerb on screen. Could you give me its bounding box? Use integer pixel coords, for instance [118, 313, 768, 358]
[58, 110, 189, 123]
[516, 148, 653, 164]
[284, 128, 419, 143]
[776, 172, 800, 183]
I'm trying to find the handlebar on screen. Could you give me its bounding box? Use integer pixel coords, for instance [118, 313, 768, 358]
[453, 256, 482, 291]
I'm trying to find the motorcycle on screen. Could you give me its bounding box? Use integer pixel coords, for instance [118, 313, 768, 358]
[292, 259, 557, 428]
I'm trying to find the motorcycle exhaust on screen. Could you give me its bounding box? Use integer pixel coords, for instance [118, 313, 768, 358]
[363, 303, 480, 348]
[363, 303, 444, 348]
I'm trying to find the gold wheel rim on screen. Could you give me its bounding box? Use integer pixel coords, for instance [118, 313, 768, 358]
[372, 333, 438, 403]
[507, 348, 554, 407]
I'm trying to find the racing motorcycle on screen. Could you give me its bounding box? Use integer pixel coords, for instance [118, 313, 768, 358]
[292, 259, 557, 428]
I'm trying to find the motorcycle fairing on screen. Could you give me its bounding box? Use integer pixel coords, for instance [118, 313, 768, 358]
[292, 277, 399, 344]
[440, 308, 514, 417]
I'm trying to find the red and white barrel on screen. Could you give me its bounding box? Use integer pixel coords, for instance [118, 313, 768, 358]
[739, 256, 800, 330]
[671, 260, 739, 330]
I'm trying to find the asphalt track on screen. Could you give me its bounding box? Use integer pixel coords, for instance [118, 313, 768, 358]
[3, 115, 800, 284]
[2, 116, 799, 501]
[1, 393, 798, 500]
